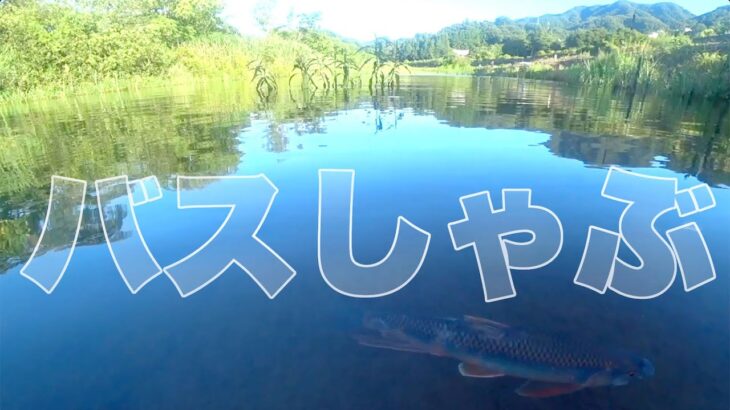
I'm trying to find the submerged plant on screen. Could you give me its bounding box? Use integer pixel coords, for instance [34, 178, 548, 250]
[289, 55, 333, 93]
[359, 40, 411, 94]
[383, 61, 410, 89]
[360, 57, 411, 93]
[248, 59, 278, 100]
[330, 48, 362, 89]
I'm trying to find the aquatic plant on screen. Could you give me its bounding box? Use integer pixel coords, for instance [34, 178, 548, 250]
[329, 48, 362, 89]
[359, 58, 411, 93]
[663, 51, 730, 100]
[358, 45, 411, 93]
[248, 59, 278, 100]
[578, 45, 657, 91]
[382, 61, 411, 90]
[289, 55, 334, 92]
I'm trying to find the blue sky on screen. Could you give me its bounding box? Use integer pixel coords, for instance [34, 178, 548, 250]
[222, 0, 727, 40]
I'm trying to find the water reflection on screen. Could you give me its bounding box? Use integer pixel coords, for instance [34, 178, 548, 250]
[0, 75, 727, 409]
[2, 76, 729, 271]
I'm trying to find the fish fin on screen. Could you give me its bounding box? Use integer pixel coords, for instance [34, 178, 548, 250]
[458, 362, 505, 378]
[463, 315, 509, 328]
[463, 315, 508, 339]
[354, 334, 430, 354]
[515, 380, 585, 398]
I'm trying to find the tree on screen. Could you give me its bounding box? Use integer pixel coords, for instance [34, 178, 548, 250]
[528, 28, 563, 57]
[502, 35, 530, 57]
[473, 44, 503, 61]
[433, 33, 451, 58]
[0, 0, 228, 91]
[481, 23, 503, 44]
[566, 28, 611, 55]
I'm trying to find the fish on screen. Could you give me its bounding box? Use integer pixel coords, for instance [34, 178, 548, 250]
[355, 313, 654, 398]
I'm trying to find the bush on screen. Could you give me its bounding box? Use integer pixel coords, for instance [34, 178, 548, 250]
[0, 0, 223, 92]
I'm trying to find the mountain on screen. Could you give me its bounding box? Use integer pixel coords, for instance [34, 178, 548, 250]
[694, 5, 730, 28]
[514, 1, 695, 32]
[391, 2, 730, 61]
[644, 2, 695, 27]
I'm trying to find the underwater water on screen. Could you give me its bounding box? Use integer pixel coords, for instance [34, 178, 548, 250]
[1, 75, 728, 409]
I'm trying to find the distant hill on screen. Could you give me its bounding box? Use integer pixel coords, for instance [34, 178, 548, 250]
[694, 5, 730, 28]
[390, 1, 730, 61]
[515, 1, 695, 32]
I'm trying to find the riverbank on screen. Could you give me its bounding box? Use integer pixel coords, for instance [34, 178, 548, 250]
[2, 1, 728, 105]
[409, 43, 730, 101]
[0, 0, 370, 103]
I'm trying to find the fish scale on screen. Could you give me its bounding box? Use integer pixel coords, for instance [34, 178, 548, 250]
[382, 314, 612, 369]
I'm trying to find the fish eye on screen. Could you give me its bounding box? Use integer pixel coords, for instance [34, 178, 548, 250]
[628, 371, 636, 377]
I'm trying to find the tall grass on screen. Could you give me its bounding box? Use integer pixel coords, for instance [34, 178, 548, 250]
[578, 46, 730, 100]
[496, 43, 729, 101]
[579, 48, 657, 90]
[0, 31, 371, 104]
[663, 52, 730, 100]
[0, 0, 372, 101]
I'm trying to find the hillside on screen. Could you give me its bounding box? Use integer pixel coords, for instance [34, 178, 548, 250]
[385, 1, 730, 62]
[515, 1, 694, 32]
[695, 5, 730, 28]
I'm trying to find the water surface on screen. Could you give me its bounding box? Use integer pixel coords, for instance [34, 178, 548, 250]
[1, 75, 728, 409]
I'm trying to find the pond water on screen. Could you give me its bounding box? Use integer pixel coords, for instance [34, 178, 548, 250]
[1, 75, 729, 409]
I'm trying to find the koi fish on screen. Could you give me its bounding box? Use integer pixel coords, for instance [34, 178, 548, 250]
[355, 313, 654, 398]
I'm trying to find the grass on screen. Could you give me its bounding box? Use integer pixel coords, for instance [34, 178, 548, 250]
[465, 45, 730, 100]
[0, 32, 362, 105]
[409, 65, 475, 76]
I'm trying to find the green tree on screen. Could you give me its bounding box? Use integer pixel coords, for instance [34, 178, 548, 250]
[473, 44, 503, 61]
[566, 28, 611, 55]
[528, 28, 563, 56]
[0, 0, 226, 92]
[502, 35, 530, 57]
